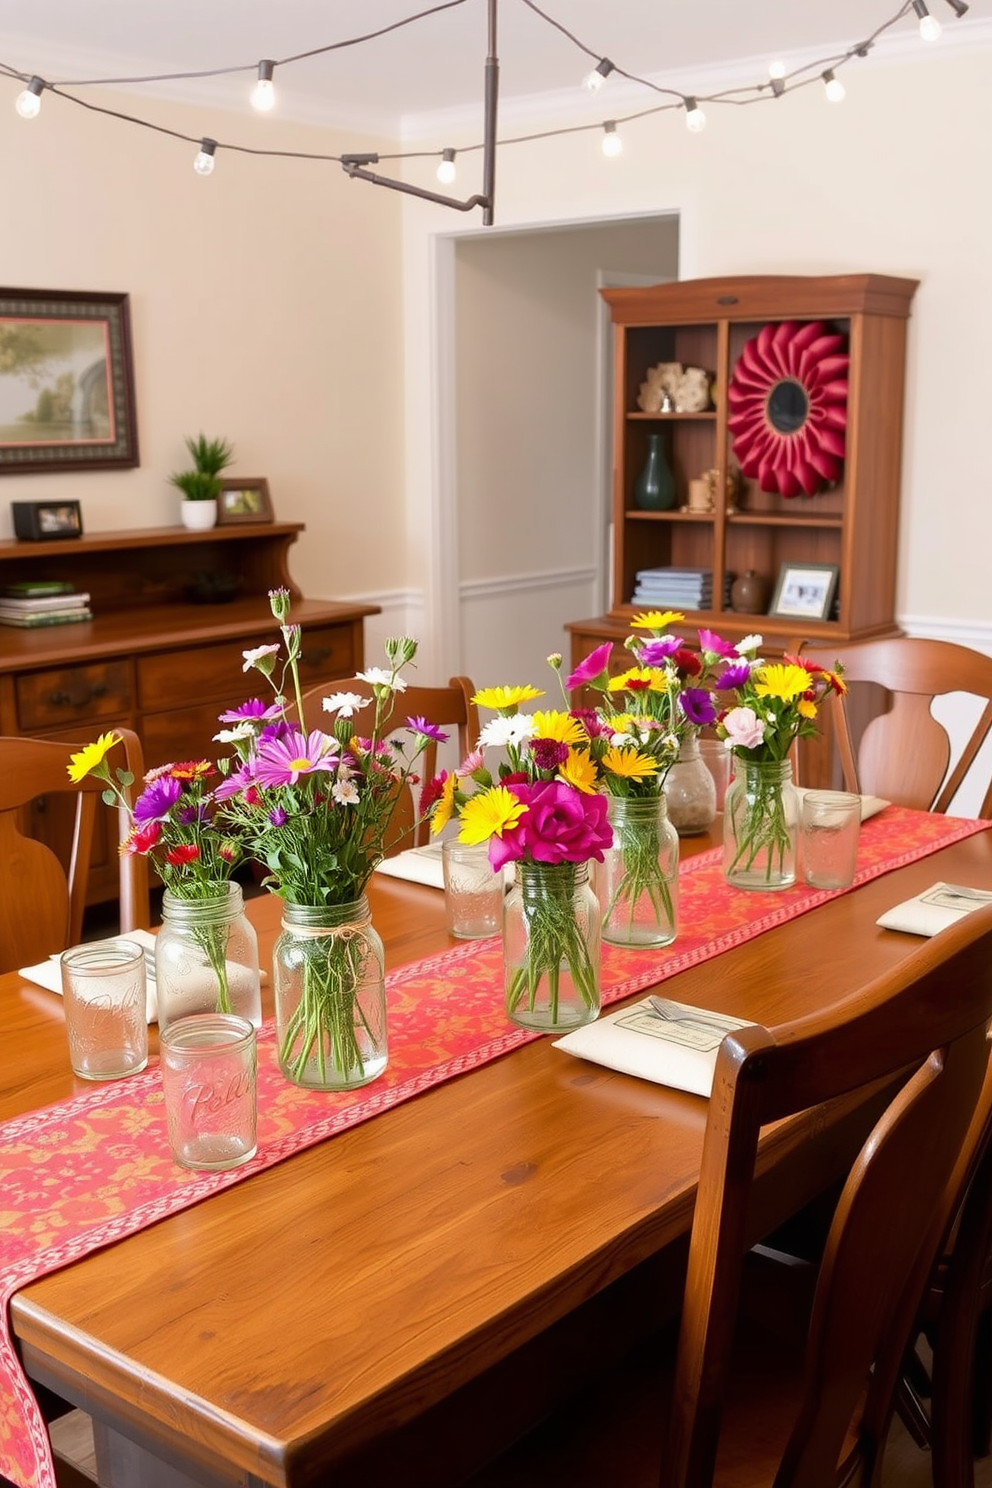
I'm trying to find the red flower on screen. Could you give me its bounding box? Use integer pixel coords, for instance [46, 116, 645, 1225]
[165, 843, 201, 865]
[168, 760, 215, 780]
[673, 648, 702, 677]
[121, 820, 161, 856]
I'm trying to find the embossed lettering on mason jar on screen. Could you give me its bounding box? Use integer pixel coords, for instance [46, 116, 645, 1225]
[160, 1014, 257, 1171]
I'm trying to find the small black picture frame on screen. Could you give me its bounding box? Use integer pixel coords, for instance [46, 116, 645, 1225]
[11, 499, 84, 541]
[769, 562, 839, 622]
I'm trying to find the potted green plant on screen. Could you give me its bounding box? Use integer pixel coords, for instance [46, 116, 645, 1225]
[170, 434, 234, 531]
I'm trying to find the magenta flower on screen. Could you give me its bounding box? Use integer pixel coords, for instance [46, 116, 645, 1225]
[531, 738, 569, 771]
[716, 661, 752, 690]
[218, 699, 283, 724]
[565, 641, 614, 692]
[133, 775, 182, 822]
[680, 688, 718, 726]
[268, 806, 288, 826]
[698, 629, 738, 658]
[253, 730, 338, 787]
[212, 763, 256, 801]
[569, 707, 612, 740]
[489, 780, 612, 870]
[406, 716, 449, 743]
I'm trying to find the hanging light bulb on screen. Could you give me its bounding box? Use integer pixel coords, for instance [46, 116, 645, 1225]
[601, 121, 623, 157]
[767, 60, 786, 80]
[15, 76, 44, 119]
[251, 59, 276, 111]
[583, 58, 614, 93]
[193, 138, 217, 176]
[822, 69, 846, 103]
[944, 0, 969, 16]
[911, 0, 943, 39]
[436, 148, 456, 185]
[684, 96, 707, 133]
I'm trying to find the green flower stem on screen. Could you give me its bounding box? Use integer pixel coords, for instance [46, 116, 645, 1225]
[506, 865, 599, 1024]
[279, 926, 370, 1084]
[603, 815, 675, 940]
[192, 921, 233, 1014]
[725, 761, 795, 885]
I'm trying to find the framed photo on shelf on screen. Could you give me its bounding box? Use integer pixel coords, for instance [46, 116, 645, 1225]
[216, 478, 274, 525]
[0, 288, 139, 473]
[11, 499, 84, 541]
[769, 563, 839, 622]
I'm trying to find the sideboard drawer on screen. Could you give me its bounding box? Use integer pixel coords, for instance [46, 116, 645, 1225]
[138, 625, 357, 711]
[295, 625, 358, 685]
[16, 661, 133, 731]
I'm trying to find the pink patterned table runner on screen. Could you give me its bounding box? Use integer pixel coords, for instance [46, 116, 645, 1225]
[2, 807, 988, 1488]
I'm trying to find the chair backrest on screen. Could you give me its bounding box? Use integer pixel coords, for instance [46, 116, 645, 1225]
[664, 902, 992, 1488]
[799, 637, 992, 818]
[0, 730, 150, 974]
[295, 675, 480, 853]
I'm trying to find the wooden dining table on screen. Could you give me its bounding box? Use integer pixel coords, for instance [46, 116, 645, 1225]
[5, 820, 992, 1488]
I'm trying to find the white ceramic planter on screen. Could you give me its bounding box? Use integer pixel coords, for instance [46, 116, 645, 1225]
[180, 499, 218, 531]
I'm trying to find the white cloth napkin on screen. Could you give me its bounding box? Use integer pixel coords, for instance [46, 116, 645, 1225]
[19, 928, 159, 1023]
[876, 882, 992, 938]
[792, 787, 889, 822]
[374, 843, 445, 890]
[553, 997, 750, 1098]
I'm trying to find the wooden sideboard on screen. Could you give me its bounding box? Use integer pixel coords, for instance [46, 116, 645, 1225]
[0, 523, 379, 903]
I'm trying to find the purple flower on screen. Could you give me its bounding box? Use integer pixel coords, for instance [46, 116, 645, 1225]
[177, 803, 208, 826]
[680, 688, 717, 726]
[569, 708, 612, 740]
[218, 698, 283, 724]
[133, 775, 183, 823]
[254, 729, 338, 787]
[716, 662, 752, 690]
[637, 635, 683, 665]
[212, 763, 256, 801]
[565, 641, 614, 692]
[699, 629, 738, 659]
[489, 780, 612, 871]
[268, 806, 288, 826]
[406, 716, 449, 743]
[258, 720, 295, 744]
[531, 738, 570, 771]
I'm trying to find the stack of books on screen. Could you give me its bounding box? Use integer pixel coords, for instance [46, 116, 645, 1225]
[0, 581, 93, 628]
[630, 566, 730, 609]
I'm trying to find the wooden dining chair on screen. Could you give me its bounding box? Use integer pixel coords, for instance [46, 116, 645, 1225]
[295, 674, 480, 853]
[464, 904, 992, 1488]
[799, 637, 992, 817]
[0, 731, 150, 974]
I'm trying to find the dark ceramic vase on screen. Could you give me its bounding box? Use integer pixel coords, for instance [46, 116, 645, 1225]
[633, 434, 676, 512]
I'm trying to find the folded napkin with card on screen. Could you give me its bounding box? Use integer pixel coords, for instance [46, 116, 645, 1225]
[19, 928, 159, 1023]
[554, 995, 751, 1098]
[876, 882, 992, 937]
[792, 787, 890, 822]
[374, 843, 445, 890]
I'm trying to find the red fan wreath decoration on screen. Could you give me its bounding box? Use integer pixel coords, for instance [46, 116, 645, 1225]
[726, 320, 849, 498]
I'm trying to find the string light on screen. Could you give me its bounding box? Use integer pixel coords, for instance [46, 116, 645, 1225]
[15, 75, 44, 118]
[193, 137, 217, 175]
[944, 0, 969, 15]
[601, 120, 623, 156]
[436, 147, 456, 183]
[251, 59, 276, 111]
[822, 69, 846, 102]
[768, 60, 786, 80]
[582, 58, 614, 93]
[911, 1, 943, 39]
[684, 96, 707, 132]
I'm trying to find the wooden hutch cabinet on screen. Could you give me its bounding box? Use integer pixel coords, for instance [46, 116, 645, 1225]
[568, 272, 918, 659]
[0, 523, 378, 903]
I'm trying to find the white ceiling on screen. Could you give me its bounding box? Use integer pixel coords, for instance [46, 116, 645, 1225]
[2, 0, 989, 137]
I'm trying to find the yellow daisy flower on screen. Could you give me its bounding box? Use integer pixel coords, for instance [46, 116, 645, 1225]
[558, 747, 599, 795]
[601, 746, 660, 779]
[530, 709, 587, 745]
[66, 732, 121, 784]
[429, 772, 459, 835]
[471, 684, 545, 711]
[754, 663, 813, 703]
[629, 610, 685, 631]
[458, 786, 529, 845]
[798, 698, 818, 719]
[608, 666, 669, 694]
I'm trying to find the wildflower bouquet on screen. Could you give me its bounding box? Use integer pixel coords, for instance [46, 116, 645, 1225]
[560, 611, 726, 945]
[216, 589, 438, 1086]
[67, 738, 253, 1021]
[424, 683, 611, 1030]
[713, 637, 845, 887]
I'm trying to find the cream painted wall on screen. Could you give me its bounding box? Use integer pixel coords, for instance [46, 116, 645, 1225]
[0, 90, 407, 609]
[401, 41, 992, 688]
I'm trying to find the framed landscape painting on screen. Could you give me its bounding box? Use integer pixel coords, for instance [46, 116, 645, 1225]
[0, 288, 139, 473]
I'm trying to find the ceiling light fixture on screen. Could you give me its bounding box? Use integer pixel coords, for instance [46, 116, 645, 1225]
[823, 69, 846, 102]
[912, 0, 943, 38]
[15, 76, 44, 119]
[583, 58, 615, 93]
[768, 60, 786, 80]
[944, 0, 969, 15]
[601, 121, 623, 157]
[684, 96, 707, 132]
[770, 77, 786, 97]
[251, 60, 276, 111]
[436, 147, 457, 183]
[193, 138, 217, 175]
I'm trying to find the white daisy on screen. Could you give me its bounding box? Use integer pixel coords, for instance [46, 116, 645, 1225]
[322, 691, 369, 718]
